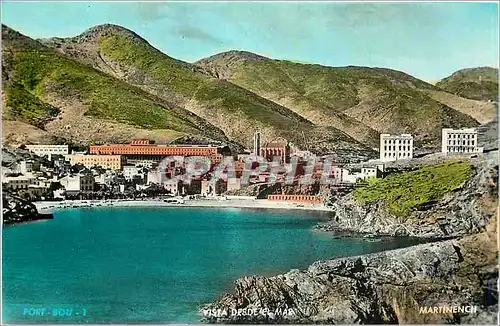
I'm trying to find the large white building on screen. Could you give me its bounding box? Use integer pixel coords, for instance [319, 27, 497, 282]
[122, 165, 146, 180]
[26, 144, 69, 157]
[441, 128, 483, 155]
[379, 134, 414, 162]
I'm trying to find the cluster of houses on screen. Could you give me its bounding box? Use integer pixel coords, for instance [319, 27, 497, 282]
[1, 127, 483, 202]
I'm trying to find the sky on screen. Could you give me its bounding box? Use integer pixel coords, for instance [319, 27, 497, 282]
[1, 1, 498, 82]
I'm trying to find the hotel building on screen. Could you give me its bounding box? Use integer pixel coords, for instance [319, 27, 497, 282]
[66, 154, 125, 170]
[379, 134, 414, 162]
[441, 128, 483, 155]
[26, 144, 69, 157]
[89, 139, 230, 164]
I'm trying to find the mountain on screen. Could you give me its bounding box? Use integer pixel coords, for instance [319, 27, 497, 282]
[196, 51, 483, 149]
[2, 24, 492, 159]
[1, 24, 229, 147]
[436, 67, 499, 102]
[36, 24, 375, 159]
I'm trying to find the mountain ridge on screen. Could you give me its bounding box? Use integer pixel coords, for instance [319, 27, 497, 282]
[436, 66, 499, 102]
[196, 50, 483, 148]
[2, 23, 495, 159]
[1, 24, 231, 147]
[34, 24, 376, 159]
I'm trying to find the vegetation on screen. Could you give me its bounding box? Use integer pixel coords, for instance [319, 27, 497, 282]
[436, 67, 499, 102]
[3, 82, 59, 128]
[3, 35, 214, 136]
[98, 34, 310, 128]
[352, 161, 472, 217]
[196, 52, 480, 146]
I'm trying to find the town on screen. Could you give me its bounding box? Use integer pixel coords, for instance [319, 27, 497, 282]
[2, 127, 485, 207]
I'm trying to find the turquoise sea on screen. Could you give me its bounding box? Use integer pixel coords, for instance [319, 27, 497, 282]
[2, 207, 424, 323]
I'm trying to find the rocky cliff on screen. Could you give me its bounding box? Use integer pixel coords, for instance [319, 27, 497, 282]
[200, 219, 498, 324]
[316, 152, 498, 239]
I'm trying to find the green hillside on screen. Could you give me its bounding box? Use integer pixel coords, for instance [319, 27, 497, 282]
[353, 160, 472, 217]
[1, 24, 227, 142]
[196, 51, 481, 148]
[2, 83, 59, 128]
[39, 24, 374, 156]
[436, 67, 498, 102]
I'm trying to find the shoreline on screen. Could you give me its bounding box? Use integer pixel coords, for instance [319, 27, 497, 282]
[33, 197, 333, 214]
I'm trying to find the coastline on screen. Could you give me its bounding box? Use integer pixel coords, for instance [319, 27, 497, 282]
[200, 219, 498, 324]
[33, 197, 333, 214]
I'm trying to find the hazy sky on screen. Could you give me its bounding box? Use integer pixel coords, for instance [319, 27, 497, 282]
[2, 1, 498, 81]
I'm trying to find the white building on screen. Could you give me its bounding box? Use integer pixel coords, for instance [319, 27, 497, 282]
[122, 165, 145, 180]
[379, 134, 414, 162]
[59, 174, 95, 192]
[291, 150, 317, 160]
[94, 172, 114, 186]
[2, 175, 33, 190]
[26, 144, 69, 157]
[332, 165, 383, 184]
[441, 128, 483, 155]
[164, 179, 180, 195]
[53, 189, 65, 199]
[19, 160, 40, 175]
[147, 170, 161, 184]
[361, 167, 378, 178]
[201, 179, 227, 196]
[332, 167, 350, 183]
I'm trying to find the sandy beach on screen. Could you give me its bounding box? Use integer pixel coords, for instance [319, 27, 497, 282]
[33, 197, 332, 214]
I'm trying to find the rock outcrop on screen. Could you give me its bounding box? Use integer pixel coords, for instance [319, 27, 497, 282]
[200, 219, 498, 324]
[316, 152, 498, 239]
[2, 192, 53, 226]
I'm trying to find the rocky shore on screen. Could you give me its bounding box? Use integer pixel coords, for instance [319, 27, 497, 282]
[315, 152, 498, 239]
[200, 152, 499, 324]
[200, 219, 498, 324]
[2, 192, 53, 226]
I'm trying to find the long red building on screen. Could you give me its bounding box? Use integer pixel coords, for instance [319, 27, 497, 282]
[89, 139, 230, 163]
[267, 194, 322, 204]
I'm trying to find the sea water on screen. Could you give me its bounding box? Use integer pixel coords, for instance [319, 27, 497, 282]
[2, 207, 423, 323]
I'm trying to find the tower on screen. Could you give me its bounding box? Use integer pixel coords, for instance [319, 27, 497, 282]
[253, 131, 261, 157]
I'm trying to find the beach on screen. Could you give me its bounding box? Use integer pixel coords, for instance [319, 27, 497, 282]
[33, 197, 332, 214]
